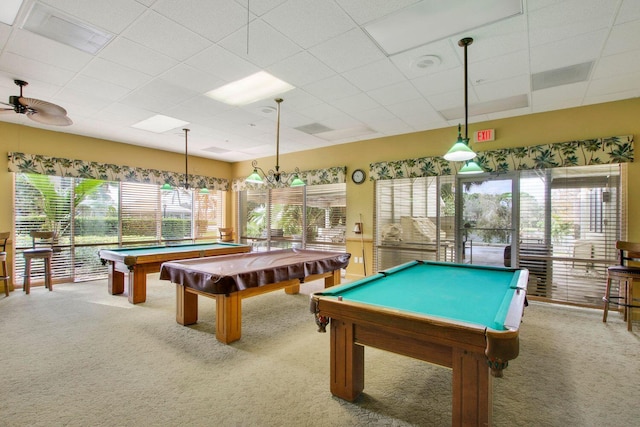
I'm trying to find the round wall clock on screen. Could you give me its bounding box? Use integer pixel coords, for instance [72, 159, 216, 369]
[351, 169, 366, 184]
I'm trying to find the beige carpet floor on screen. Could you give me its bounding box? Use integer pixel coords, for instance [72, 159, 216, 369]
[1, 275, 638, 426]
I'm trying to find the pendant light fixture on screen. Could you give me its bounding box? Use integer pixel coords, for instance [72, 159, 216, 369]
[246, 98, 305, 187]
[162, 128, 210, 192]
[443, 37, 478, 164]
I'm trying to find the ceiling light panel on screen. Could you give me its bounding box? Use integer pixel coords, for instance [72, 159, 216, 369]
[132, 115, 189, 133]
[0, 0, 24, 25]
[205, 71, 294, 106]
[363, 0, 523, 55]
[22, 2, 113, 54]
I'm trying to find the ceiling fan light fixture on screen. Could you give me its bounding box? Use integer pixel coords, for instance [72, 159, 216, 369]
[0, 79, 72, 126]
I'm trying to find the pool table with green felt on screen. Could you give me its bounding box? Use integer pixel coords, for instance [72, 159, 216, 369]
[310, 260, 528, 427]
[99, 242, 250, 304]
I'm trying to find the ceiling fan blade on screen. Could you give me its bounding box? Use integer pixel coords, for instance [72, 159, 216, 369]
[26, 110, 73, 126]
[19, 97, 69, 117]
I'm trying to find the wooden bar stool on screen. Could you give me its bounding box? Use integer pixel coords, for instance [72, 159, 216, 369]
[0, 232, 10, 296]
[23, 231, 56, 294]
[219, 228, 234, 242]
[602, 241, 640, 331]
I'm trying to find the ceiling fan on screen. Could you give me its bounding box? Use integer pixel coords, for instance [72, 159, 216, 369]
[0, 79, 72, 126]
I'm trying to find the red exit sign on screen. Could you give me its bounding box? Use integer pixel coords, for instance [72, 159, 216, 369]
[474, 129, 495, 143]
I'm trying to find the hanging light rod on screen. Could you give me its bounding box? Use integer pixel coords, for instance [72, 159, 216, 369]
[162, 128, 209, 192]
[246, 98, 305, 187]
[443, 37, 478, 164]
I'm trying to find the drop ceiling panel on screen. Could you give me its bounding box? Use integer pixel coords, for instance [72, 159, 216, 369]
[38, 0, 146, 33]
[8, 29, 92, 71]
[342, 58, 406, 92]
[218, 19, 302, 68]
[99, 37, 178, 76]
[186, 44, 259, 83]
[267, 52, 335, 87]
[121, 11, 211, 61]
[0, 0, 636, 161]
[153, 0, 249, 42]
[308, 28, 386, 73]
[82, 58, 152, 90]
[263, 0, 356, 49]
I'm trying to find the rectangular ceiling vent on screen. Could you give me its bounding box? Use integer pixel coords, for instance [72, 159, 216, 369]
[439, 94, 529, 121]
[294, 123, 333, 135]
[532, 61, 594, 91]
[22, 2, 113, 54]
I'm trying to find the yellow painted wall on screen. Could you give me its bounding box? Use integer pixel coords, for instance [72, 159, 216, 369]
[1, 98, 639, 285]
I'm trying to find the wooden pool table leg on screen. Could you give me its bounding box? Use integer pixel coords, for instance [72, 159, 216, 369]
[324, 269, 341, 288]
[215, 293, 241, 344]
[127, 266, 147, 304]
[329, 319, 364, 401]
[108, 263, 125, 295]
[176, 284, 198, 325]
[451, 347, 492, 427]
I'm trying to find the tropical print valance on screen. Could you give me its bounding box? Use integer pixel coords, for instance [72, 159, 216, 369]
[7, 152, 229, 191]
[232, 166, 347, 191]
[370, 135, 634, 180]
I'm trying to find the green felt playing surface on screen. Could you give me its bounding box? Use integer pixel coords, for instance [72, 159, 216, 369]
[106, 242, 244, 255]
[319, 261, 523, 330]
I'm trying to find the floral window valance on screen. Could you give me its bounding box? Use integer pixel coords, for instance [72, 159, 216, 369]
[7, 152, 229, 191]
[370, 135, 634, 180]
[232, 166, 347, 191]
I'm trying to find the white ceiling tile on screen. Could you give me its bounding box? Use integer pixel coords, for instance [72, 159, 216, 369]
[390, 39, 458, 79]
[267, 52, 334, 87]
[153, 0, 248, 42]
[100, 37, 178, 76]
[615, 0, 640, 24]
[186, 44, 259, 83]
[82, 58, 152, 90]
[412, 68, 462, 97]
[159, 64, 226, 94]
[218, 19, 302, 68]
[303, 74, 361, 102]
[309, 28, 386, 73]
[347, 106, 399, 123]
[0, 52, 75, 85]
[473, 74, 530, 102]
[65, 75, 130, 101]
[263, 0, 355, 49]
[587, 71, 640, 98]
[331, 92, 380, 115]
[471, 51, 530, 85]
[531, 81, 589, 108]
[0, 0, 636, 161]
[593, 49, 640, 80]
[335, 0, 420, 25]
[39, 0, 147, 33]
[121, 11, 211, 61]
[385, 98, 442, 121]
[528, 0, 617, 46]
[342, 58, 406, 92]
[529, 29, 608, 72]
[9, 29, 93, 72]
[602, 20, 640, 57]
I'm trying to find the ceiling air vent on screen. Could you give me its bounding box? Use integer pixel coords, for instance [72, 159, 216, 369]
[22, 2, 113, 54]
[532, 62, 594, 91]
